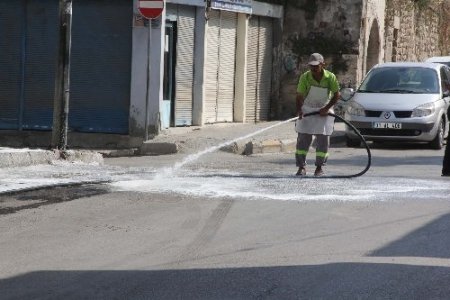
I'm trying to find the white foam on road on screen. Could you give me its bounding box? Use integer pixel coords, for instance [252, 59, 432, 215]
[109, 171, 450, 202]
[1, 163, 448, 202]
[0, 162, 119, 193]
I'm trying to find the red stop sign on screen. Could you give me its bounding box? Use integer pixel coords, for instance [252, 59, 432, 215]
[138, 0, 164, 19]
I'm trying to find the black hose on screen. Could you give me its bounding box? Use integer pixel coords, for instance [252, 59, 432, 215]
[301, 111, 371, 178]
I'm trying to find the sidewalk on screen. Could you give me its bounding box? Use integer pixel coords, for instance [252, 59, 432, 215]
[0, 148, 104, 168]
[0, 121, 346, 167]
[129, 120, 345, 156]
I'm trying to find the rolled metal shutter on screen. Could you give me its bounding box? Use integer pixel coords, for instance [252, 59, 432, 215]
[256, 17, 273, 121]
[204, 10, 220, 124]
[216, 11, 236, 122]
[204, 10, 237, 124]
[245, 16, 273, 122]
[69, 0, 132, 134]
[245, 17, 259, 122]
[0, 1, 23, 129]
[174, 6, 195, 126]
[0, 0, 58, 130]
[22, 0, 59, 130]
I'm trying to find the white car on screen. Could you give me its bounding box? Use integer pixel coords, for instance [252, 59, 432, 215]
[342, 62, 450, 149]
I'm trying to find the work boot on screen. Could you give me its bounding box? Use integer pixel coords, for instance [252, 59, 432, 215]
[314, 166, 324, 177]
[296, 167, 306, 176]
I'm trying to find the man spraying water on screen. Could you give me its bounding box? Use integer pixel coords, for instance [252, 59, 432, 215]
[295, 53, 341, 177]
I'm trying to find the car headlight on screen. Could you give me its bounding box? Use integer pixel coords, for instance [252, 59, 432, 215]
[346, 101, 365, 116]
[411, 102, 435, 117]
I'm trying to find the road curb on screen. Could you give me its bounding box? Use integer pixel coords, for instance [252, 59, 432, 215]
[139, 142, 179, 155]
[238, 133, 346, 155]
[132, 132, 347, 156]
[0, 150, 103, 168]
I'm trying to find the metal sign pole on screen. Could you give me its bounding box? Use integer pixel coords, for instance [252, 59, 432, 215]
[52, 0, 73, 150]
[145, 19, 152, 141]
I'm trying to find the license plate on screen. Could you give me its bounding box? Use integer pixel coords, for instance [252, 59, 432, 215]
[373, 122, 402, 129]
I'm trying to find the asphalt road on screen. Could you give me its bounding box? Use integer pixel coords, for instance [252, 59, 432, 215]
[0, 142, 449, 299]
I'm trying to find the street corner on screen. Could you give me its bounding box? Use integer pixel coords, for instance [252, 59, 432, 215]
[98, 149, 138, 158]
[220, 141, 247, 154]
[139, 142, 179, 156]
[58, 150, 104, 164]
[0, 150, 58, 168]
[281, 139, 296, 153]
[0, 148, 105, 168]
[247, 139, 282, 154]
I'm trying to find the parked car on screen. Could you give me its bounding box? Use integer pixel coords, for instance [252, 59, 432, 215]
[342, 62, 450, 149]
[425, 56, 450, 67]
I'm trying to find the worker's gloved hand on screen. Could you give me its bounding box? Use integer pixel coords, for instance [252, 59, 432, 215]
[298, 109, 303, 119]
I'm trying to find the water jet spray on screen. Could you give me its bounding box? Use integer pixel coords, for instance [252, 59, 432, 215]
[160, 112, 371, 179]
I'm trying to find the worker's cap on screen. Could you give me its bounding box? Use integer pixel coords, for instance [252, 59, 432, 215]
[308, 53, 324, 66]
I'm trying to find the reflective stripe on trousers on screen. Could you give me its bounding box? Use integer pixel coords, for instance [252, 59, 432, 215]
[295, 133, 329, 167]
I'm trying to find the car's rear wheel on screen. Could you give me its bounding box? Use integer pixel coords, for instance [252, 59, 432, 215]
[429, 118, 444, 150]
[346, 136, 361, 147]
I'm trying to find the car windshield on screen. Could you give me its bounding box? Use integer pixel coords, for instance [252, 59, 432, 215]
[358, 66, 439, 94]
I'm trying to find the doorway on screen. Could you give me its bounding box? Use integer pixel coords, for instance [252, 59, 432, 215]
[366, 19, 380, 73]
[163, 21, 177, 128]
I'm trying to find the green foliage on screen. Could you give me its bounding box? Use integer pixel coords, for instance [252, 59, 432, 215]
[255, 0, 317, 18]
[289, 34, 357, 73]
[290, 34, 357, 57]
[413, 0, 430, 9]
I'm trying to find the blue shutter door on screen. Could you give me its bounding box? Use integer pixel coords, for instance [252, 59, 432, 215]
[22, 0, 59, 130]
[69, 0, 132, 134]
[0, 1, 24, 129]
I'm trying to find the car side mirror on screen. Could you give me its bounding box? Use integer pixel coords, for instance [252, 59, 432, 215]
[443, 89, 450, 97]
[340, 88, 355, 102]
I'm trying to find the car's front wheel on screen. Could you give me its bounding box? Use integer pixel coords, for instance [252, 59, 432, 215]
[429, 118, 444, 150]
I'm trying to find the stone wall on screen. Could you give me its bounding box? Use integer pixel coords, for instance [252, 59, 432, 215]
[278, 0, 363, 119]
[357, 0, 386, 83]
[384, 0, 445, 62]
[440, 0, 450, 54]
[276, 0, 448, 120]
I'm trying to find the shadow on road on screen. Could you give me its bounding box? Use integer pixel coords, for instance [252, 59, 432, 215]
[1, 263, 449, 299]
[370, 213, 450, 258]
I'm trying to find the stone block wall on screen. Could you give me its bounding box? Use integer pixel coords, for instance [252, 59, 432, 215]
[276, 0, 448, 120]
[384, 0, 446, 62]
[357, 0, 386, 82]
[440, 0, 450, 54]
[278, 0, 363, 119]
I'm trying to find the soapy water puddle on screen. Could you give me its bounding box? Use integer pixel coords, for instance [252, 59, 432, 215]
[1, 119, 449, 201]
[0, 162, 449, 202]
[109, 169, 450, 202]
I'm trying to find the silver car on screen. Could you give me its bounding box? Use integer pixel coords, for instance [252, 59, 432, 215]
[425, 56, 450, 67]
[342, 62, 450, 149]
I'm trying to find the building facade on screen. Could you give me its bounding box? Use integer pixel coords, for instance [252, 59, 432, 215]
[0, 0, 134, 147]
[1, 0, 447, 149]
[278, 0, 449, 119]
[0, 0, 283, 149]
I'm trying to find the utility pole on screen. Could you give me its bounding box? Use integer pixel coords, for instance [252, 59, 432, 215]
[52, 0, 73, 150]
